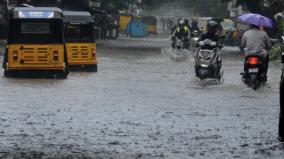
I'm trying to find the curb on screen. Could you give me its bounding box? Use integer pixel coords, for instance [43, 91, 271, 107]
[0, 47, 4, 55]
[0, 40, 6, 55]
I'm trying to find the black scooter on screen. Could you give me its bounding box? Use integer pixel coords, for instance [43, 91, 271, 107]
[241, 55, 267, 90]
[195, 39, 223, 81]
[170, 36, 189, 61]
[190, 30, 200, 48]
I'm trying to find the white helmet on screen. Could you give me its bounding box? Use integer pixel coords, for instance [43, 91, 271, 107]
[178, 19, 185, 25]
[275, 13, 283, 21]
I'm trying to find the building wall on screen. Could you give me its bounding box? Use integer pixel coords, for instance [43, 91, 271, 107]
[22, 0, 58, 7]
[61, 0, 89, 10]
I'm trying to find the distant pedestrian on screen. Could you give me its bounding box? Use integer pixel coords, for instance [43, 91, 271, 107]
[126, 21, 131, 37]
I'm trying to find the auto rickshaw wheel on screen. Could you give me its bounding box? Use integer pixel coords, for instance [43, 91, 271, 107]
[55, 68, 68, 79]
[4, 69, 10, 77]
[4, 68, 14, 77]
[86, 65, 97, 72]
[56, 71, 67, 79]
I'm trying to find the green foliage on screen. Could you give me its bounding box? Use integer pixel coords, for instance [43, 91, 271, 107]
[102, 0, 284, 18]
[192, 0, 229, 17]
[270, 43, 282, 61]
[101, 0, 129, 10]
[222, 0, 284, 18]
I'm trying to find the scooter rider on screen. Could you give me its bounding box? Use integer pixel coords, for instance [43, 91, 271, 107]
[199, 21, 221, 49]
[190, 19, 201, 35]
[274, 12, 284, 38]
[184, 19, 190, 29]
[241, 24, 271, 78]
[198, 21, 223, 78]
[172, 19, 190, 49]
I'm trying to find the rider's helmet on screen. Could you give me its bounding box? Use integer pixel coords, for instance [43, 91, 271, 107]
[275, 12, 283, 22]
[207, 20, 218, 34]
[178, 18, 185, 27]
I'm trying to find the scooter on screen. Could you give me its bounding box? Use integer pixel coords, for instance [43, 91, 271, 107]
[171, 36, 189, 60]
[195, 39, 223, 81]
[241, 55, 267, 90]
[190, 30, 200, 49]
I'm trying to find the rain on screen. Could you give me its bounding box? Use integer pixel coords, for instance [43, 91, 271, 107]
[0, 0, 283, 158]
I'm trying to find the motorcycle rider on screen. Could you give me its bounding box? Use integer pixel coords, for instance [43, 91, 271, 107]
[199, 21, 221, 48]
[198, 21, 223, 79]
[274, 12, 284, 37]
[190, 19, 201, 36]
[172, 19, 190, 49]
[241, 24, 271, 79]
[184, 19, 190, 29]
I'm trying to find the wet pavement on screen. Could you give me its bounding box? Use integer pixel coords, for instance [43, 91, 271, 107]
[0, 36, 283, 159]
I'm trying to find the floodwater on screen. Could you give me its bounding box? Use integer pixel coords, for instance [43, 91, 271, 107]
[0, 36, 283, 159]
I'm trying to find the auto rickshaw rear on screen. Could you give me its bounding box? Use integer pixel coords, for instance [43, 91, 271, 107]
[3, 7, 68, 78]
[63, 11, 97, 71]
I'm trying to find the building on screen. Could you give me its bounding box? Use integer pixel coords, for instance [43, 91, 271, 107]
[227, 0, 246, 18]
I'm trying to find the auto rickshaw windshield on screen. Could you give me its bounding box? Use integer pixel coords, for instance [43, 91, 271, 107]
[8, 19, 64, 44]
[64, 23, 94, 43]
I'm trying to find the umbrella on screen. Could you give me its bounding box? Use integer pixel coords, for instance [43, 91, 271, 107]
[238, 13, 274, 28]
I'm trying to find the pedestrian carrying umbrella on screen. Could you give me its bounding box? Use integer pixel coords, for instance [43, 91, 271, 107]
[238, 13, 274, 28]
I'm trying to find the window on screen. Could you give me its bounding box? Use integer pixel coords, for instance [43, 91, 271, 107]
[21, 22, 50, 34]
[65, 24, 93, 42]
[9, 19, 63, 44]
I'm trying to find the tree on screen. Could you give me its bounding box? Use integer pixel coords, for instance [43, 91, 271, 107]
[222, 0, 284, 18]
[142, 0, 229, 17]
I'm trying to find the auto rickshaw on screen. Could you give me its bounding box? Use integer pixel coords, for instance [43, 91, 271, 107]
[3, 7, 68, 78]
[119, 11, 132, 33]
[142, 16, 158, 35]
[63, 11, 97, 72]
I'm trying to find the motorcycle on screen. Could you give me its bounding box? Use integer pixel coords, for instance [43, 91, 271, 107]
[190, 30, 200, 48]
[194, 39, 223, 81]
[171, 36, 189, 60]
[241, 55, 267, 90]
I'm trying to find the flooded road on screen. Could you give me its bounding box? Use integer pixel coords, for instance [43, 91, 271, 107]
[0, 36, 283, 159]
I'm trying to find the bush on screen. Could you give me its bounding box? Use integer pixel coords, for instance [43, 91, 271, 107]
[270, 43, 282, 61]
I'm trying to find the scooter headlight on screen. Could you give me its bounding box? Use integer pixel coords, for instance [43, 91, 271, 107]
[193, 37, 199, 41]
